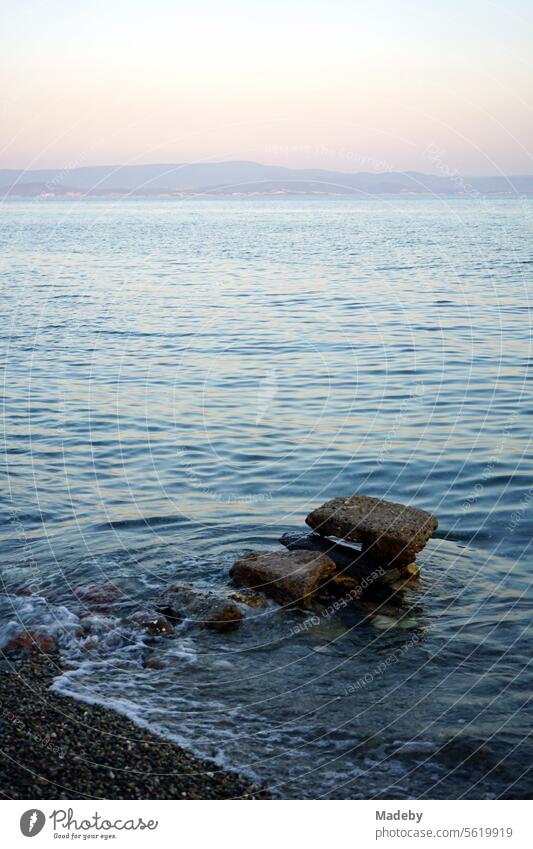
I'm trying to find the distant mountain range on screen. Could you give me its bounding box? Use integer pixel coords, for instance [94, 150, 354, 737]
[1, 161, 532, 196]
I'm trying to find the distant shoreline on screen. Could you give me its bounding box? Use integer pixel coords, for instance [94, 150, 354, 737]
[3, 190, 531, 199]
[2, 160, 532, 198]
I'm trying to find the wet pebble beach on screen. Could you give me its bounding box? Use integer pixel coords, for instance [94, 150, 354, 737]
[0, 654, 268, 800]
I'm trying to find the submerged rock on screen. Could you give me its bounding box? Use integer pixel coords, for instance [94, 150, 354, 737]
[143, 656, 166, 670]
[371, 613, 421, 630]
[371, 614, 400, 630]
[159, 584, 243, 632]
[14, 585, 37, 597]
[230, 550, 336, 607]
[73, 582, 123, 609]
[306, 495, 437, 566]
[4, 630, 58, 655]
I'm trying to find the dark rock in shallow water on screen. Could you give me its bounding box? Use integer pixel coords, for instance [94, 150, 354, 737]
[159, 584, 243, 632]
[130, 611, 174, 636]
[230, 550, 336, 607]
[4, 630, 58, 656]
[306, 495, 438, 566]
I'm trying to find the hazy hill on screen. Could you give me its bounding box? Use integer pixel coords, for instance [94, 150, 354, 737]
[1, 161, 532, 196]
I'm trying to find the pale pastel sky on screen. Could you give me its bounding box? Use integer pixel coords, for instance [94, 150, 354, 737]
[1, 0, 532, 174]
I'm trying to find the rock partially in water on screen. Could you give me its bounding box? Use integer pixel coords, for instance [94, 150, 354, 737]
[4, 630, 58, 655]
[306, 494, 438, 566]
[280, 531, 387, 584]
[378, 563, 417, 585]
[159, 584, 243, 632]
[228, 590, 269, 608]
[330, 573, 363, 598]
[130, 611, 174, 636]
[230, 550, 336, 607]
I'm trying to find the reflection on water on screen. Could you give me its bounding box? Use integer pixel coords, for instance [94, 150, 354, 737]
[0, 196, 532, 797]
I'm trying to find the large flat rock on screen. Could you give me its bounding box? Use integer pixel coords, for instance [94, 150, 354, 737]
[230, 550, 336, 607]
[306, 495, 437, 565]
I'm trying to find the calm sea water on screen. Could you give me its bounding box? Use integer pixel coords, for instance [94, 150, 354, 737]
[1, 196, 532, 798]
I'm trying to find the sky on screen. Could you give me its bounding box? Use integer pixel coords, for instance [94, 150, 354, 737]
[1, 0, 532, 175]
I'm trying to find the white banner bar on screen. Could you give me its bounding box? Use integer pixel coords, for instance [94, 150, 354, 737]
[1, 799, 529, 848]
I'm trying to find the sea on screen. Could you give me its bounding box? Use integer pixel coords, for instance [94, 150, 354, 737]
[1, 194, 532, 798]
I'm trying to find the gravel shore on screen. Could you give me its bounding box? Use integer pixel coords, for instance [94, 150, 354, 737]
[0, 653, 269, 799]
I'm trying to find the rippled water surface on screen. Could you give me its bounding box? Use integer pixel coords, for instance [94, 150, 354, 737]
[1, 196, 532, 798]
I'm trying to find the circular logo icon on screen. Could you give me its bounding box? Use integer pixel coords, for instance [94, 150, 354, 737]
[20, 809, 46, 837]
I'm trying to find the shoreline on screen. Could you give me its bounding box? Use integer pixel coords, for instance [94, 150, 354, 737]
[0, 653, 269, 800]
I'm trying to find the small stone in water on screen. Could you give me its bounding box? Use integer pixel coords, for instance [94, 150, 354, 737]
[371, 615, 399, 629]
[398, 617, 419, 629]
